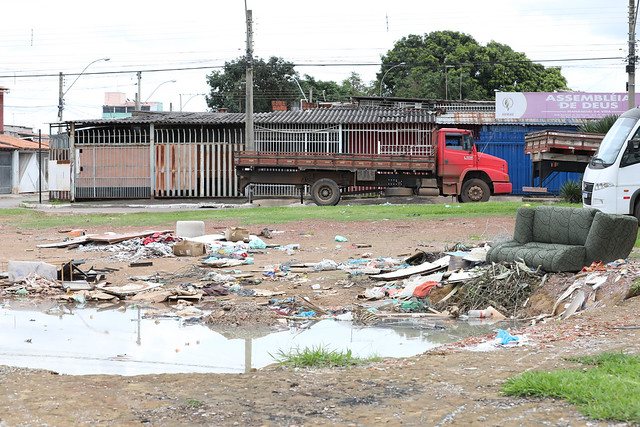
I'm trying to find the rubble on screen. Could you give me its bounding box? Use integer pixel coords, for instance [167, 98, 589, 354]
[1, 220, 638, 339]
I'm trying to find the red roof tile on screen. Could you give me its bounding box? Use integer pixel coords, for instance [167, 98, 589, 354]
[0, 134, 49, 150]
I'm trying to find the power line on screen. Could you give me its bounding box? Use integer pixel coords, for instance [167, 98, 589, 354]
[0, 56, 626, 81]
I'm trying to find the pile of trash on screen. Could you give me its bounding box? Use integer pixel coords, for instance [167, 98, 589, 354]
[529, 259, 640, 321]
[79, 237, 176, 262]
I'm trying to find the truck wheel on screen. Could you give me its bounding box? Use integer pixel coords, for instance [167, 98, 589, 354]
[460, 179, 490, 203]
[311, 179, 341, 206]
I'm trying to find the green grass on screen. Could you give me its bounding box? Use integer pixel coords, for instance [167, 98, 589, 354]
[183, 398, 204, 409]
[503, 352, 640, 423]
[271, 345, 380, 368]
[0, 201, 573, 230]
[2, 201, 639, 248]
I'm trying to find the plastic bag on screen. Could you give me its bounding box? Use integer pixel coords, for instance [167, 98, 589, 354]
[313, 259, 338, 271]
[249, 237, 267, 249]
[497, 329, 519, 345]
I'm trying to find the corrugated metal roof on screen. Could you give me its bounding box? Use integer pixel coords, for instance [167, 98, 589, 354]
[69, 107, 437, 128]
[437, 111, 588, 126]
[71, 112, 246, 126]
[254, 107, 437, 124]
[0, 134, 49, 150]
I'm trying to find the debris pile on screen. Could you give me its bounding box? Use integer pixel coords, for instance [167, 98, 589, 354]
[446, 260, 544, 318]
[2, 220, 637, 336]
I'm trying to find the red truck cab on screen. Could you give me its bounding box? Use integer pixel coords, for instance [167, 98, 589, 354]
[437, 128, 512, 202]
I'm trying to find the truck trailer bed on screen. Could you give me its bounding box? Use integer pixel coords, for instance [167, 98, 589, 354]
[234, 151, 436, 171]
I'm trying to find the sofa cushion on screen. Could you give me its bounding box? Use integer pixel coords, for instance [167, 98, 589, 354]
[513, 207, 535, 244]
[584, 211, 638, 264]
[532, 206, 597, 246]
[487, 240, 587, 272]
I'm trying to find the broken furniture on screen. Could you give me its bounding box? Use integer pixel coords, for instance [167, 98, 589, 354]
[486, 206, 638, 272]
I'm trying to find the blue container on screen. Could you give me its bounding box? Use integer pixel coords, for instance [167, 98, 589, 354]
[477, 125, 583, 195]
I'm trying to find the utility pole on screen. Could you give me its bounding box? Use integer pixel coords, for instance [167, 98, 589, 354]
[136, 71, 142, 111]
[629, 0, 637, 109]
[245, 7, 255, 151]
[58, 72, 64, 122]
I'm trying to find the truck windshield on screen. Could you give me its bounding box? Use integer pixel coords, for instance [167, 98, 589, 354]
[591, 117, 638, 167]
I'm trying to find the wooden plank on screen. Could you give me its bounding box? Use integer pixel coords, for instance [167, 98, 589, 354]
[36, 235, 93, 248]
[522, 186, 548, 193]
[88, 229, 173, 244]
[371, 256, 450, 280]
[97, 281, 165, 297]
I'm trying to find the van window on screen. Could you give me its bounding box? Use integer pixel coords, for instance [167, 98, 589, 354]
[622, 129, 640, 166]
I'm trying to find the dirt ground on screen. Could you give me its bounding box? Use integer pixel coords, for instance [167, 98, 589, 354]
[1, 208, 640, 426]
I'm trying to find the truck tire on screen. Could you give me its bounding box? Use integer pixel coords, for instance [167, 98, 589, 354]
[460, 179, 490, 203]
[311, 179, 341, 206]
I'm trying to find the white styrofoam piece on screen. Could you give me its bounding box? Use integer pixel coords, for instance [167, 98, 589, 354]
[176, 221, 205, 238]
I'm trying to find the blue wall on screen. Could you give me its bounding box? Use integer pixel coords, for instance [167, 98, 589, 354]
[476, 124, 584, 195]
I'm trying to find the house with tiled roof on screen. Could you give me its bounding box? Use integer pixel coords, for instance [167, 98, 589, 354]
[0, 87, 49, 194]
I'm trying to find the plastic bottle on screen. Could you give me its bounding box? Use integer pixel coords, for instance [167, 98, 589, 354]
[468, 309, 492, 318]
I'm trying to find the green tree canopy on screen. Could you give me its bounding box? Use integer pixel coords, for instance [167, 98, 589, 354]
[206, 56, 300, 113]
[300, 72, 373, 103]
[379, 30, 568, 100]
[206, 57, 373, 112]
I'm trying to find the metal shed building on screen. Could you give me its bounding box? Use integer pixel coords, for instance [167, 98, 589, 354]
[50, 107, 437, 201]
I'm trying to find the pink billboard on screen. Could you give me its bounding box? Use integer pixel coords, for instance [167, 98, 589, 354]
[495, 92, 637, 120]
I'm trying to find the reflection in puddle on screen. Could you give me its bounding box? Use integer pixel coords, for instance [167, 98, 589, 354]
[0, 303, 516, 376]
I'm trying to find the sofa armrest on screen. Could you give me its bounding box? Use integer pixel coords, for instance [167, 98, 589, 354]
[584, 212, 638, 264]
[513, 207, 535, 244]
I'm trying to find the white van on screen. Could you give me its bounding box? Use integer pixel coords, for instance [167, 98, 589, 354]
[582, 108, 640, 221]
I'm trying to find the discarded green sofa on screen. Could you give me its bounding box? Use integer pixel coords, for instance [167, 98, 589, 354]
[485, 206, 638, 272]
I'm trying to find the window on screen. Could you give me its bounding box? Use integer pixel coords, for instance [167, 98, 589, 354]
[622, 128, 640, 166]
[445, 135, 463, 150]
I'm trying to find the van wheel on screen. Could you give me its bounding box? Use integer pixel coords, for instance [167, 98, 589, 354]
[460, 179, 490, 203]
[311, 178, 341, 206]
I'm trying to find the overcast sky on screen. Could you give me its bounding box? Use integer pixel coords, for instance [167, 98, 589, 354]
[0, 0, 631, 133]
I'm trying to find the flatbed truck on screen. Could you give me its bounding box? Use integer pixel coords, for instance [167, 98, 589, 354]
[235, 128, 512, 206]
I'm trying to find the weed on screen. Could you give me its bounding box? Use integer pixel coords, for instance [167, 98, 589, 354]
[503, 352, 640, 423]
[270, 345, 380, 368]
[559, 180, 582, 204]
[628, 279, 640, 298]
[184, 398, 204, 408]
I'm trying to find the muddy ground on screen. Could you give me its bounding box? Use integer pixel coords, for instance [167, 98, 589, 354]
[1, 206, 640, 426]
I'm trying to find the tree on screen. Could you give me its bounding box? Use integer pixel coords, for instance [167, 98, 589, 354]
[299, 72, 374, 102]
[299, 72, 373, 102]
[206, 57, 375, 111]
[379, 31, 568, 100]
[206, 56, 300, 113]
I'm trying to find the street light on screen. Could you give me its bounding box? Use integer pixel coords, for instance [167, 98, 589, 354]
[379, 62, 406, 97]
[58, 57, 110, 122]
[144, 79, 177, 103]
[180, 93, 205, 112]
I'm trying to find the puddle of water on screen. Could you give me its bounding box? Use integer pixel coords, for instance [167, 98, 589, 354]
[0, 304, 516, 376]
